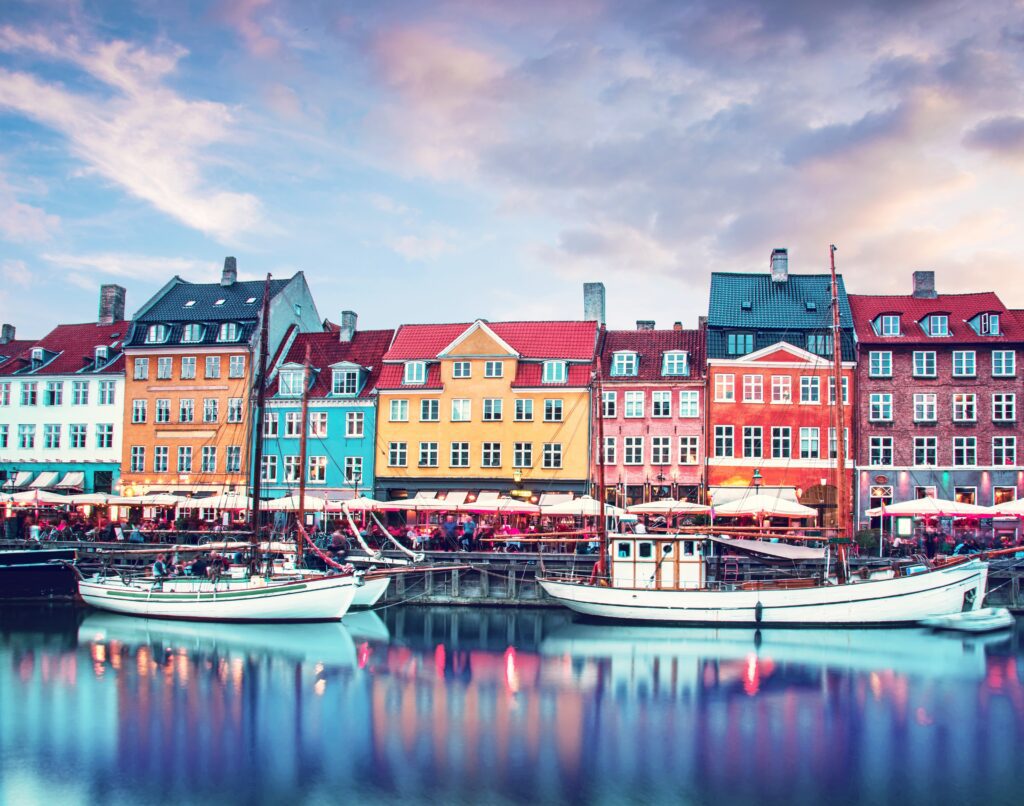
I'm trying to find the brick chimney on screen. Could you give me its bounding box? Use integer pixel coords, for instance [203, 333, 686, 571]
[912, 270, 936, 299]
[98, 284, 126, 324]
[339, 310, 357, 343]
[770, 248, 789, 283]
[0, 324, 13, 344]
[583, 282, 606, 325]
[673, 321, 683, 331]
[221, 256, 238, 287]
[636, 320, 655, 331]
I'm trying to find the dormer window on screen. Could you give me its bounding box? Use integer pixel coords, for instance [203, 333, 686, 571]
[181, 324, 205, 343]
[184, 300, 196, 308]
[980, 313, 1000, 336]
[879, 314, 900, 336]
[214, 299, 226, 306]
[610, 352, 638, 376]
[146, 324, 169, 344]
[218, 323, 240, 342]
[662, 351, 689, 376]
[31, 347, 44, 363]
[278, 369, 304, 397]
[926, 315, 949, 337]
[542, 361, 567, 384]
[94, 346, 108, 365]
[403, 361, 426, 385]
[332, 368, 359, 396]
[245, 297, 257, 304]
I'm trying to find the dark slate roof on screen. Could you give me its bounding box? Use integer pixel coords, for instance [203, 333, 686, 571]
[136, 277, 289, 323]
[707, 273, 854, 330]
[849, 292, 1022, 345]
[125, 321, 257, 348]
[600, 328, 706, 381]
[278, 329, 395, 399]
[0, 322, 128, 376]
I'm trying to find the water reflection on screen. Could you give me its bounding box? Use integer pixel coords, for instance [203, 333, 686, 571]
[1, 606, 1022, 805]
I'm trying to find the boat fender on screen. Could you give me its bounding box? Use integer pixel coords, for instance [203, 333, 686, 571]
[754, 601, 763, 623]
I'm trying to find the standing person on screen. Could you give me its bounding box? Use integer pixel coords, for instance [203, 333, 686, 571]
[442, 516, 459, 550]
[461, 516, 476, 552]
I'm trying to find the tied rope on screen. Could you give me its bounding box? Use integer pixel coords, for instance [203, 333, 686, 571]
[297, 524, 354, 575]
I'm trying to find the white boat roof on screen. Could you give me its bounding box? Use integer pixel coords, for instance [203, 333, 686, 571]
[707, 536, 825, 560]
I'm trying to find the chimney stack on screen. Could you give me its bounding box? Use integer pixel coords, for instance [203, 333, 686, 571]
[636, 320, 655, 331]
[339, 310, 357, 343]
[221, 256, 238, 287]
[583, 282, 606, 326]
[698, 315, 708, 330]
[770, 248, 789, 283]
[912, 270, 937, 299]
[98, 284, 126, 324]
[673, 321, 683, 331]
[0, 324, 14, 344]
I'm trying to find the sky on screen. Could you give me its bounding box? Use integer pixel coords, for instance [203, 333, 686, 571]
[1, 0, 1024, 338]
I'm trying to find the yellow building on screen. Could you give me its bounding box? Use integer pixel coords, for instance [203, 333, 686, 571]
[374, 319, 599, 502]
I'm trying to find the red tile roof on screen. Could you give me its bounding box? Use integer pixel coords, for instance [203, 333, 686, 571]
[0, 340, 37, 371]
[599, 328, 706, 381]
[280, 329, 395, 398]
[511, 363, 593, 388]
[0, 322, 129, 376]
[375, 363, 444, 391]
[384, 320, 598, 361]
[848, 293, 1021, 345]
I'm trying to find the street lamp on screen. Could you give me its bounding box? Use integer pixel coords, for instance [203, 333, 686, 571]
[752, 468, 763, 490]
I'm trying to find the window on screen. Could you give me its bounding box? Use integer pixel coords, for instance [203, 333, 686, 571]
[132, 399, 148, 423]
[994, 487, 1016, 506]
[980, 313, 1000, 336]
[404, 362, 426, 385]
[218, 323, 240, 342]
[451, 399, 471, 422]
[714, 374, 735, 402]
[913, 394, 937, 422]
[205, 356, 221, 379]
[993, 436, 1017, 466]
[713, 426, 733, 458]
[914, 437, 937, 466]
[828, 377, 849, 405]
[344, 457, 363, 484]
[180, 356, 196, 379]
[913, 351, 936, 377]
[514, 442, 533, 468]
[264, 412, 278, 436]
[742, 374, 763, 403]
[880, 314, 900, 336]
[602, 437, 616, 465]
[0, 382, 8, 406]
[181, 324, 204, 343]
[332, 369, 358, 396]
[652, 390, 672, 417]
[483, 398, 504, 421]
[827, 428, 849, 460]
[869, 393, 892, 421]
[993, 393, 1016, 422]
[484, 361, 503, 378]
[388, 442, 407, 467]
[43, 424, 60, 449]
[771, 427, 791, 459]
[515, 399, 534, 421]
[928, 315, 949, 337]
[390, 399, 409, 422]
[279, 369, 303, 396]
[306, 411, 327, 437]
[177, 446, 192, 473]
[71, 381, 88, 406]
[18, 423, 35, 448]
[153, 445, 168, 473]
[94, 423, 113, 449]
[800, 427, 820, 459]
[201, 446, 217, 473]
[306, 456, 327, 483]
[229, 355, 245, 379]
[869, 436, 892, 465]
[420, 399, 439, 422]
[285, 412, 302, 437]
[482, 442, 502, 468]
[624, 391, 644, 418]
[418, 442, 439, 468]
[157, 356, 172, 380]
[450, 442, 469, 468]
[869, 351, 892, 378]
[98, 380, 115, 405]
[680, 436, 699, 464]
[133, 358, 149, 380]
[452, 361, 471, 379]
[993, 350, 1016, 377]
[651, 436, 671, 464]
[662, 352, 689, 376]
[799, 376, 820, 403]
[742, 427, 762, 458]
[203, 398, 219, 423]
[146, 324, 168, 343]
[679, 390, 699, 418]
[952, 393, 976, 422]
[611, 352, 638, 376]
[0, 425, 7, 448]
[284, 456, 301, 482]
[771, 376, 791, 403]
[953, 437, 976, 466]
[69, 423, 87, 449]
[806, 334, 832, 356]
[227, 398, 243, 423]
[346, 411, 364, 437]
[542, 443, 562, 469]
[21, 382, 38, 406]
[543, 399, 563, 422]
[261, 455, 277, 483]
[602, 391, 617, 418]
[542, 361, 567, 384]
[130, 446, 145, 473]
[727, 333, 753, 355]
[624, 436, 644, 465]
[44, 381, 63, 406]
[953, 351, 976, 377]
[179, 398, 194, 423]
[155, 399, 170, 424]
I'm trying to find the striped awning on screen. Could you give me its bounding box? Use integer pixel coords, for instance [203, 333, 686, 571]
[2, 471, 33, 490]
[476, 491, 501, 503]
[55, 472, 85, 490]
[538, 492, 573, 507]
[413, 491, 438, 499]
[442, 491, 468, 506]
[29, 471, 59, 489]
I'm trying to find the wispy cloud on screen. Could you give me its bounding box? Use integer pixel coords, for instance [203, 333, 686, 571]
[388, 234, 451, 261]
[0, 173, 59, 242]
[1, 258, 32, 288]
[42, 252, 221, 282]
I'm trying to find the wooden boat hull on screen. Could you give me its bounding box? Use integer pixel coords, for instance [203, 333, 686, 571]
[538, 560, 989, 626]
[920, 606, 1015, 633]
[78, 574, 358, 622]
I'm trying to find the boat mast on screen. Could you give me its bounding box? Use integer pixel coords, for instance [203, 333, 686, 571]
[296, 342, 311, 565]
[249, 273, 272, 547]
[829, 245, 850, 583]
[594, 335, 609, 580]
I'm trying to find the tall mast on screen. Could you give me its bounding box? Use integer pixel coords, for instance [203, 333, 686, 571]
[296, 342, 311, 564]
[249, 273, 272, 544]
[594, 331, 609, 580]
[829, 245, 850, 582]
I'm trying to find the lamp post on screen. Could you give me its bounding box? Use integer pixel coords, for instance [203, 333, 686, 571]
[752, 468, 763, 490]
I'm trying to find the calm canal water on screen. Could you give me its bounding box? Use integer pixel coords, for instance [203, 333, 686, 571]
[1, 605, 1022, 805]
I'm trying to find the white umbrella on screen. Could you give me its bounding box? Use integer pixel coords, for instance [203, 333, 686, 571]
[138, 493, 185, 506]
[713, 493, 817, 519]
[377, 497, 455, 512]
[991, 498, 1024, 517]
[67, 492, 116, 506]
[541, 496, 624, 517]
[626, 499, 710, 515]
[865, 497, 993, 518]
[332, 496, 383, 512]
[462, 497, 541, 514]
[264, 493, 327, 511]
[191, 492, 252, 510]
[9, 489, 71, 506]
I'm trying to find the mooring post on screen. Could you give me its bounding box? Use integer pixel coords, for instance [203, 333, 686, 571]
[452, 568, 460, 599]
[480, 566, 490, 599]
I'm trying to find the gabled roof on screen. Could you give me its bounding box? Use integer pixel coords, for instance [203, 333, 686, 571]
[708, 341, 834, 366]
[135, 276, 290, 323]
[0, 339, 37, 371]
[600, 328, 706, 381]
[375, 363, 444, 391]
[438, 320, 519, 357]
[0, 322, 128, 376]
[384, 320, 598, 362]
[849, 292, 1021, 345]
[708, 273, 853, 330]
[277, 329, 395, 399]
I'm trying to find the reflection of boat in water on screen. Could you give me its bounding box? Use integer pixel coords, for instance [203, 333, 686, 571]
[921, 607, 1015, 634]
[540, 621, 1009, 681]
[342, 610, 390, 643]
[78, 611, 358, 667]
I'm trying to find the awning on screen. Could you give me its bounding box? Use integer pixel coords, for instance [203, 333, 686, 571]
[414, 491, 438, 499]
[708, 486, 800, 507]
[55, 472, 85, 490]
[476, 491, 501, 503]
[539, 492, 573, 507]
[443, 491, 469, 506]
[29, 471, 59, 489]
[708, 536, 825, 561]
[3, 471, 34, 490]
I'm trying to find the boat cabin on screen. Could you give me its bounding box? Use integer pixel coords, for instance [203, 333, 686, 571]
[611, 536, 707, 590]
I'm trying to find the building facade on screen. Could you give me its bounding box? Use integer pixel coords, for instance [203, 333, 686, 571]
[373, 319, 599, 502]
[261, 313, 393, 500]
[850, 271, 1024, 526]
[0, 286, 128, 494]
[595, 323, 706, 506]
[118, 258, 320, 497]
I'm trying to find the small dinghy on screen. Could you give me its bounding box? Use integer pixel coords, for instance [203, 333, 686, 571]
[920, 607, 1015, 634]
